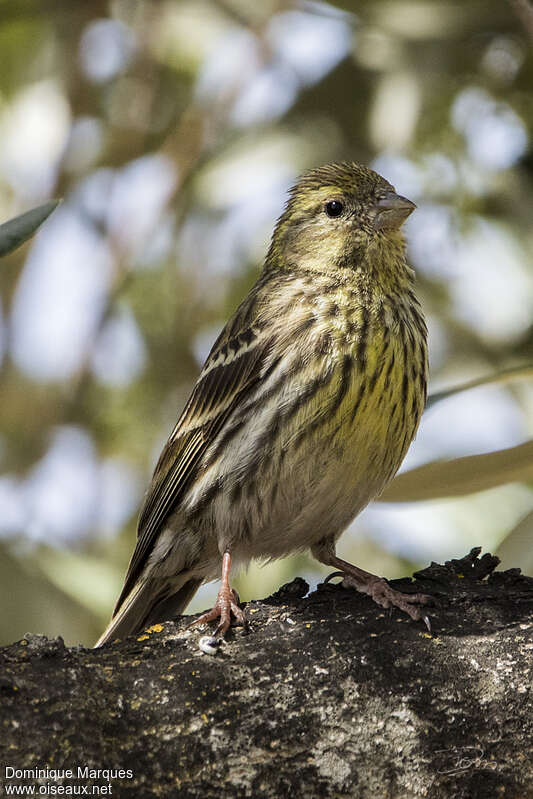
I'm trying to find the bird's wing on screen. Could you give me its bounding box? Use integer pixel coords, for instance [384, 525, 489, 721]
[113, 298, 274, 614]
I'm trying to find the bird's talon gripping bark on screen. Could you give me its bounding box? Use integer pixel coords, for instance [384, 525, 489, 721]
[332, 570, 433, 629]
[189, 586, 246, 639]
[187, 552, 246, 640]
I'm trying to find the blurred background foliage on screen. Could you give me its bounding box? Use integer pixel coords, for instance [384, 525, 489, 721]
[1, 0, 533, 646]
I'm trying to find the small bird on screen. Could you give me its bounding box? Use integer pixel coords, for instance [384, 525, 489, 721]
[95, 161, 430, 647]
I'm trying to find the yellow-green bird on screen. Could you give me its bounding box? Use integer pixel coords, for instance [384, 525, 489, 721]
[96, 161, 430, 647]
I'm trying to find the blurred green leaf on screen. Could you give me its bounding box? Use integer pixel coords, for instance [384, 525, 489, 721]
[495, 509, 533, 574]
[380, 440, 533, 502]
[0, 199, 61, 257]
[0, 543, 100, 647]
[427, 364, 533, 409]
[38, 549, 123, 619]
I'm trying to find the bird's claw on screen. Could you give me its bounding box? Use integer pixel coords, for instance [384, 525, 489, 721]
[324, 571, 345, 584]
[331, 572, 433, 630]
[188, 587, 247, 639]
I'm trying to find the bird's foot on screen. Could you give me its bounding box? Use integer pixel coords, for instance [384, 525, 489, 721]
[188, 585, 246, 639]
[325, 570, 433, 631]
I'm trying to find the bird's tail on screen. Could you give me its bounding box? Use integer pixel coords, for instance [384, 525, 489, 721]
[94, 574, 202, 647]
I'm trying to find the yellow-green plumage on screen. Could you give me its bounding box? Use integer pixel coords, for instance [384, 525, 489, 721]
[96, 162, 429, 646]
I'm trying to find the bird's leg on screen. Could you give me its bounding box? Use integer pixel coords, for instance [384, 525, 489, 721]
[188, 552, 246, 638]
[314, 545, 432, 630]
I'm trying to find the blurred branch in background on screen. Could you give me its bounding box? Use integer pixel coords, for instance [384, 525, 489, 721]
[381, 439, 533, 501]
[1, 0, 533, 646]
[508, 0, 533, 43]
[427, 362, 533, 408]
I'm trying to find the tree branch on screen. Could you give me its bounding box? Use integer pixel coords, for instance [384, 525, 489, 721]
[1, 549, 532, 799]
[509, 0, 533, 44]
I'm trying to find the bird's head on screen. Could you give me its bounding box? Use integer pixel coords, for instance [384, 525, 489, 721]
[267, 162, 416, 278]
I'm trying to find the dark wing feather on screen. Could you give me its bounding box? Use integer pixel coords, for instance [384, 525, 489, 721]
[113, 319, 271, 614]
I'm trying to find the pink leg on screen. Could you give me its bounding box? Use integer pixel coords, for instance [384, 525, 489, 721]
[188, 552, 246, 638]
[319, 552, 433, 631]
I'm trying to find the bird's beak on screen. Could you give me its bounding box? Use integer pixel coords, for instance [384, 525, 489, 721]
[373, 191, 416, 231]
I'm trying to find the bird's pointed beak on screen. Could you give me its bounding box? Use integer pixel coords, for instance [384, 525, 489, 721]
[373, 191, 416, 231]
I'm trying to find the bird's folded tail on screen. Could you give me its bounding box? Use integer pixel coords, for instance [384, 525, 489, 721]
[94, 574, 202, 648]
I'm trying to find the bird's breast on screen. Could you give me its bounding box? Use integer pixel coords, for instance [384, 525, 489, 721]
[183, 287, 427, 560]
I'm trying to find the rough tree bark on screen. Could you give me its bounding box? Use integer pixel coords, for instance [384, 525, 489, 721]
[0, 549, 532, 799]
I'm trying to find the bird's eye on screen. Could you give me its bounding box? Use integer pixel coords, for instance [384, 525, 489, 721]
[324, 200, 344, 218]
